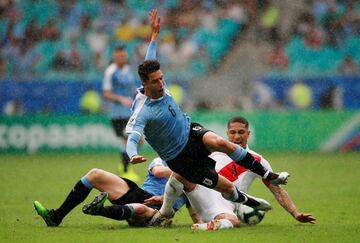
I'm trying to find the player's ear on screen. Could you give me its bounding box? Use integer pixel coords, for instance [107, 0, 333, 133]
[141, 79, 147, 87]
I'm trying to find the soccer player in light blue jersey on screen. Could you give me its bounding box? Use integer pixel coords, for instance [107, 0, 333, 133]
[125, 9, 290, 226]
[33, 157, 187, 227]
[103, 46, 139, 181]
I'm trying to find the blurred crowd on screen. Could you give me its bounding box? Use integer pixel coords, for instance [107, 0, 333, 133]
[265, 0, 360, 76]
[1, 0, 359, 114]
[0, 0, 253, 82]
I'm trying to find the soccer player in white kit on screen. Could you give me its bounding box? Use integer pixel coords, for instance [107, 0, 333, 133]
[187, 116, 316, 230]
[219, 116, 315, 224]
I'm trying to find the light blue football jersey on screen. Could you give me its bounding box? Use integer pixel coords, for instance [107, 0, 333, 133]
[103, 63, 136, 119]
[125, 88, 191, 161]
[141, 158, 188, 211]
[126, 40, 191, 160]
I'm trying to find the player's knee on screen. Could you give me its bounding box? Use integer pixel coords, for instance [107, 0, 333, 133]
[132, 204, 147, 214]
[86, 168, 105, 182]
[167, 176, 184, 193]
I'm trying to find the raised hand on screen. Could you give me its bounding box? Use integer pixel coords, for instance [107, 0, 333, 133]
[149, 8, 161, 35]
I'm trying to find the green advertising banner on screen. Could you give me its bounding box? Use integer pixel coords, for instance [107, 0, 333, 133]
[0, 115, 119, 153]
[191, 111, 359, 152]
[0, 111, 359, 153]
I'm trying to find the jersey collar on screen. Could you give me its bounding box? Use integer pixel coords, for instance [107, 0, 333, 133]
[137, 86, 165, 101]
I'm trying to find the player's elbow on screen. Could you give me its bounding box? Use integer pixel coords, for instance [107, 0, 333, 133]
[152, 170, 166, 178]
[153, 168, 171, 178]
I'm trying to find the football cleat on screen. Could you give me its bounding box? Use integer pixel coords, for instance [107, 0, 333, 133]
[243, 192, 272, 211]
[82, 192, 108, 215]
[269, 172, 290, 185]
[33, 201, 59, 227]
[148, 209, 174, 227]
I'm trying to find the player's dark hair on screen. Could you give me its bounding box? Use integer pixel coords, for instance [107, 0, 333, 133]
[114, 46, 126, 52]
[138, 60, 160, 82]
[227, 116, 249, 128]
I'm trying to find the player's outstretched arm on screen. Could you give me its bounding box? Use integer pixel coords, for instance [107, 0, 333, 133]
[145, 9, 161, 61]
[269, 184, 316, 224]
[127, 133, 147, 164]
[149, 8, 160, 41]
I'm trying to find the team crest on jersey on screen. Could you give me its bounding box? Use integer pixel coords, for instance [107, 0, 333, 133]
[202, 178, 213, 186]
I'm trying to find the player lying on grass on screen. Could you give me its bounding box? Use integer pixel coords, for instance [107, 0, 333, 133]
[211, 116, 316, 224]
[186, 184, 265, 231]
[127, 9, 289, 226]
[82, 159, 269, 230]
[174, 115, 315, 230]
[33, 158, 187, 227]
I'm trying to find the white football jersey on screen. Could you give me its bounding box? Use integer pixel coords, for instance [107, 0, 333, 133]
[210, 146, 273, 192]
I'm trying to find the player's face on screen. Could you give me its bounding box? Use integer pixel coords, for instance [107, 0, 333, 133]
[227, 122, 250, 149]
[143, 70, 165, 99]
[113, 50, 128, 67]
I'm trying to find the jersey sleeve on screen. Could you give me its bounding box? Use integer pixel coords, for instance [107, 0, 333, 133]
[126, 133, 141, 158]
[125, 96, 148, 136]
[102, 65, 114, 91]
[148, 157, 165, 175]
[145, 40, 157, 61]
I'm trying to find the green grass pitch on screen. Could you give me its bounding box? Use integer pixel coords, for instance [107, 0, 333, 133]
[1, 152, 359, 242]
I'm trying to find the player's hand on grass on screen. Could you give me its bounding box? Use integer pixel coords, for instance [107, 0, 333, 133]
[130, 155, 147, 164]
[295, 212, 316, 224]
[143, 196, 164, 206]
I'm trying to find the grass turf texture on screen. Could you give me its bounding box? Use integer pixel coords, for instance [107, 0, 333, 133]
[1, 152, 359, 242]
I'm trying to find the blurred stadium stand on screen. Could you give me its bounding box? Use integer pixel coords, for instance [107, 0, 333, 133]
[0, 0, 359, 114]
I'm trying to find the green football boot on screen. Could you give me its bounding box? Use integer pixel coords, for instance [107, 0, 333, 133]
[33, 201, 59, 227]
[82, 192, 108, 215]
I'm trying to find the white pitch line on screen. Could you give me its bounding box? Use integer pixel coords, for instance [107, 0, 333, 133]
[320, 112, 360, 152]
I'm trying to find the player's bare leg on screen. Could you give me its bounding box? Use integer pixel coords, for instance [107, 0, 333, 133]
[34, 168, 132, 226]
[85, 168, 130, 201]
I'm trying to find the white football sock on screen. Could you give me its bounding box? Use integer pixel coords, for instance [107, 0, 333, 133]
[159, 176, 184, 216]
[217, 219, 234, 229]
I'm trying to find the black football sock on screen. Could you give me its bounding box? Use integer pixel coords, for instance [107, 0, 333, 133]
[236, 152, 279, 180]
[54, 180, 92, 222]
[229, 146, 274, 178]
[96, 204, 135, 221]
[121, 152, 130, 172]
[222, 185, 247, 203]
[232, 188, 261, 207]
